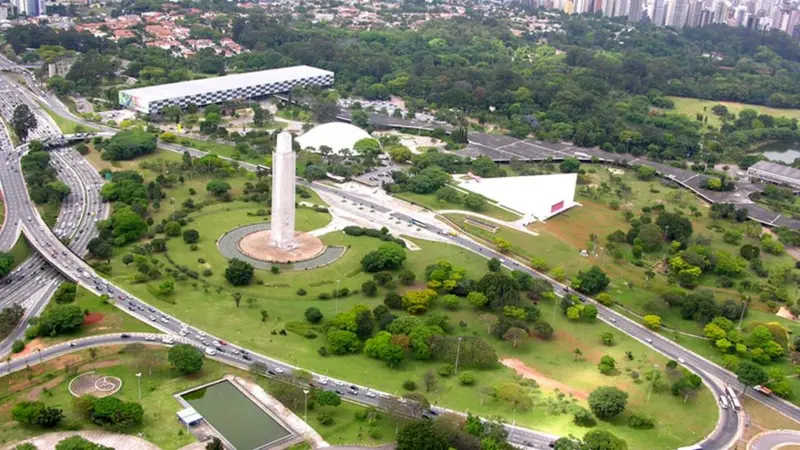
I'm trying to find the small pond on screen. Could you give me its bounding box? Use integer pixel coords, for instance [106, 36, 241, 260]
[756, 141, 800, 163]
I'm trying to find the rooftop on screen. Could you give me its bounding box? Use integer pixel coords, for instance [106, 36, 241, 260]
[119, 65, 333, 102]
[749, 161, 800, 181]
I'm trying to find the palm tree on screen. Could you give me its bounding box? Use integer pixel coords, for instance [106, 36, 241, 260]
[573, 348, 583, 362]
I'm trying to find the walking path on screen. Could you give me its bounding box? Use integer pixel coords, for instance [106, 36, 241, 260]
[3, 431, 160, 450]
[437, 209, 537, 235]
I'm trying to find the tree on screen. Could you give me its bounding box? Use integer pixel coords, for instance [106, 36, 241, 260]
[587, 386, 628, 419]
[205, 438, 224, 450]
[0, 251, 14, 277]
[396, 420, 449, 450]
[225, 258, 254, 285]
[164, 221, 181, 237]
[315, 390, 342, 410]
[671, 373, 702, 402]
[736, 360, 768, 392]
[503, 327, 528, 348]
[365, 331, 405, 367]
[656, 212, 693, 243]
[327, 330, 360, 354]
[583, 430, 628, 450]
[12, 104, 37, 142]
[361, 244, 406, 272]
[206, 179, 231, 197]
[305, 306, 323, 323]
[575, 266, 610, 294]
[53, 282, 78, 304]
[533, 321, 554, 339]
[182, 229, 200, 244]
[464, 193, 485, 211]
[362, 280, 378, 296]
[103, 128, 157, 161]
[573, 347, 583, 362]
[37, 305, 84, 337]
[402, 289, 438, 314]
[560, 157, 580, 173]
[636, 223, 663, 252]
[168, 344, 204, 374]
[487, 257, 501, 272]
[467, 291, 489, 309]
[477, 272, 521, 309]
[398, 269, 416, 286]
[643, 315, 661, 330]
[600, 332, 614, 346]
[55, 436, 113, 450]
[597, 355, 616, 374]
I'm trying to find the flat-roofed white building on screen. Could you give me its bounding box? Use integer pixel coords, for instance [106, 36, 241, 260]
[747, 161, 800, 190]
[118, 65, 334, 115]
[457, 173, 578, 221]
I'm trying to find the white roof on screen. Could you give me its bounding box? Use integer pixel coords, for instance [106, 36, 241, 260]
[120, 65, 333, 103]
[457, 173, 578, 220]
[176, 407, 202, 424]
[296, 122, 373, 154]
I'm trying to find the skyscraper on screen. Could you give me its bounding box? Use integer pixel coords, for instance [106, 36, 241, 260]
[653, 0, 667, 25]
[629, 0, 643, 21]
[666, 0, 688, 26]
[15, 0, 45, 16]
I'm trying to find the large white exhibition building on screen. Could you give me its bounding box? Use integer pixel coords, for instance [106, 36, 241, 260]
[457, 173, 578, 221]
[296, 122, 373, 154]
[119, 65, 334, 115]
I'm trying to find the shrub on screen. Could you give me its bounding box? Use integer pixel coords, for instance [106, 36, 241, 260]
[437, 364, 455, 377]
[573, 406, 596, 427]
[318, 292, 331, 300]
[402, 380, 417, 391]
[11, 340, 24, 353]
[297, 288, 307, 296]
[305, 307, 323, 323]
[271, 265, 280, 274]
[628, 414, 656, 429]
[384, 291, 403, 309]
[459, 371, 476, 386]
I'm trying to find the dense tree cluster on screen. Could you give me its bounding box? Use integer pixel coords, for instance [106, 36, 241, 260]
[75, 395, 143, 430]
[21, 148, 71, 207]
[102, 129, 157, 161]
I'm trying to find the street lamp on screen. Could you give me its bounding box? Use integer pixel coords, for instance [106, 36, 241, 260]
[454, 336, 463, 373]
[335, 279, 341, 314]
[646, 364, 659, 403]
[303, 389, 310, 422]
[135, 373, 142, 403]
[737, 296, 749, 330]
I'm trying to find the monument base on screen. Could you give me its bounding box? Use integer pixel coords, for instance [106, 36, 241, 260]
[238, 230, 325, 264]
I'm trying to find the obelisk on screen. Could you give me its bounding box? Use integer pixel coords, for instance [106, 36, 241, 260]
[271, 131, 296, 249]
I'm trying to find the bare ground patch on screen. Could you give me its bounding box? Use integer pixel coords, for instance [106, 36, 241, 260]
[501, 358, 589, 401]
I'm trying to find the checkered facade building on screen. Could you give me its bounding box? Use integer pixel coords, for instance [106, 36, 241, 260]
[120, 67, 333, 115]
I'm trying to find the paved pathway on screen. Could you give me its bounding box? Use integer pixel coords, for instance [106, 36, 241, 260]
[749, 430, 800, 450]
[4, 431, 160, 450]
[437, 209, 536, 235]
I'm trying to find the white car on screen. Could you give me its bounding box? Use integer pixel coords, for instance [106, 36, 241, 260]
[365, 391, 377, 398]
[161, 336, 174, 345]
[317, 377, 329, 385]
[274, 367, 285, 374]
[334, 380, 344, 386]
[645, 338, 653, 343]
[148, 315, 157, 322]
[179, 329, 189, 336]
[160, 317, 170, 324]
[198, 331, 206, 338]
[205, 347, 217, 356]
[678, 357, 686, 364]
[145, 335, 156, 341]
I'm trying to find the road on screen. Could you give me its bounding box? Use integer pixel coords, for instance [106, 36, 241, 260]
[749, 430, 800, 450]
[3, 64, 799, 448]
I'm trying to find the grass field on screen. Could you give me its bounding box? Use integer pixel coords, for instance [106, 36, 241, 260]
[395, 191, 522, 222]
[665, 96, 800, 129]
[85, 147, 183, 173]
[9, 236, 31, 271]
[176, 136, 263, 163]
[37, 102, 98, 134]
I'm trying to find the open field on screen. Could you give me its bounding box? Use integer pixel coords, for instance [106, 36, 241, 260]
[395, 191, 522, 222]
[9, 235, 31, 270]
[176, 136, 264, 163]
[84, 146, 183, 173]
[665, 96, 800, 128]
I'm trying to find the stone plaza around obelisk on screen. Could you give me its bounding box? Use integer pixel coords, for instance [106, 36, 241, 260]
[270, 131, 297, 249]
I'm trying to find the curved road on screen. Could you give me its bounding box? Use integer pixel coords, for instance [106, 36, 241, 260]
[750, 430, 800, 450]
[3, 62, 800, 448]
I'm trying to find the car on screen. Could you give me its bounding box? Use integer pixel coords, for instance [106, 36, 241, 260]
[148, 315, 156, 322]
[197, 331, 206, 337]
[365, 391, 377, 398]
[645, 338, 653, 343]
[335, 389, 345, 395]
[230, 348, 240, 355]
[160, 317, 170, 324]
[609, 317, 617, 323]
[241, 353, 252, 361]
[127, 305, 136, 311]
[349, 384, 359, 391]
[137, 305, 144, 311]
[179, 329, 189, 336]
[274, 367, 285, 374]
[267, 370, 277, 376]
[148, 307, 155, 313]
[205, 347, 217, 356]
[219, 340, 227, 346]
[678, 357, 686, 364]
[334, 380, 344, 386]
[212, 340, 222, 347]
[421, 414, 430, 420]
[145, 335, 156, 341]
[161, 336, 174, 345]
[317, 377, 329, 385]
[120, 334, 131, 339]
[428, 409, 439, 416]
[69, 342, 76, 347]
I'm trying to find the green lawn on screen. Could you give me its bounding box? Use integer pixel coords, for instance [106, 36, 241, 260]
[0, 348, 401, 450]
[176, 136, 263, 163]
[664, 96, 800, 129]
[37, 102, 98, 134]
[395, 191, 521, 222]
[9, 236, 31, 271]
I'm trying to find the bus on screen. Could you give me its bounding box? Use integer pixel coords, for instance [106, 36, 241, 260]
[725, 385, 742, 411]
[718, 395, 729, 410]
[676, 445, 702, 450]
[410, 218, 427, 228]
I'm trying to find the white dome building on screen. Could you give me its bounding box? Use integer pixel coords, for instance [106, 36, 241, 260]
[296, 122, 374, 154]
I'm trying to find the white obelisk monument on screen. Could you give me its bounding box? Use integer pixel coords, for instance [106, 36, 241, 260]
[271, 131, 296, 249]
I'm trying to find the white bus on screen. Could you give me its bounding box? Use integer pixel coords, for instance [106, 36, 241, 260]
[677, 445, 702, 450]
[725, 385, 742, 411]
[718, 395, 729, 409]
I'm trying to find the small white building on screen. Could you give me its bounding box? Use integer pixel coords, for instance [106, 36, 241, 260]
[457, 173, 578, 221]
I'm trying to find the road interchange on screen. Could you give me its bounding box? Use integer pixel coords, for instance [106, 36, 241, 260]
[0, 67, 797, 448]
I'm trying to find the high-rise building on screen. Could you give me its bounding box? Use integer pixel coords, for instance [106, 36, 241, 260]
[629, 0, 643, 20]
[666, 0, 688, 26]
[653, 0, 667, 25]
[15, 0, 45, 16]
[686, 0, 703, 26]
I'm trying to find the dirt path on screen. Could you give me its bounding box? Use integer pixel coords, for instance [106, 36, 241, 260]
[25, 375, 65, 401]
[501, 358, 589, 401]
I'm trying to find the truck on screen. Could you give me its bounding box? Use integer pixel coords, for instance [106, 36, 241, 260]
[753, 385, 773, 396]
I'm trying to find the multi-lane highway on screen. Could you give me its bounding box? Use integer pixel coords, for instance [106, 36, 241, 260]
[1, 64, 799, 449]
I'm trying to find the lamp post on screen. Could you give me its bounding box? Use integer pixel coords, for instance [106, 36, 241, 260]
[135, 373, 142, 403]
[737, 296, 749, 330]
[454, 336, 463, 373]
[335, 279, 341, 314]
[303, 389, 310, 422]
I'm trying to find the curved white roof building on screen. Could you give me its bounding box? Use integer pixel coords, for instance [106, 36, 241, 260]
[296, 122, 373, 154]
